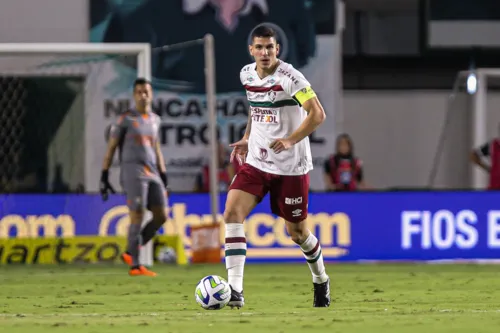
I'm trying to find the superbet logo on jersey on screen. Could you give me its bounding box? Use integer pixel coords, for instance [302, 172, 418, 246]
[251, 107, 279, 124]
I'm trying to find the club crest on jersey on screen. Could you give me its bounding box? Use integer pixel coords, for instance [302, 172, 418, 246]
[268, 91, 277, 102]
[246, 76, 254, 83]
[268, 77, 276, 85]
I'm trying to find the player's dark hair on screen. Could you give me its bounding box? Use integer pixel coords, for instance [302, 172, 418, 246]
[250, 25, 276, 42]
[133, 78, 151, 89]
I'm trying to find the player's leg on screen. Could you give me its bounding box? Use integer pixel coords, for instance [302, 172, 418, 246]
[140, 179, 169, 246]
[285, 219, 330, 307]
[270, 174, 330, 307]
[224, 164, 268, 308]
[120, 178, 155, 275]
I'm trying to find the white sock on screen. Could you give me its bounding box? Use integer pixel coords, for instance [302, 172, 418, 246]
[224, 223, 246, 292]
[300, 232, 329, 284]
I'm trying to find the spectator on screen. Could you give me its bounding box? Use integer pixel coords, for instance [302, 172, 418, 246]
[470, 132, 500, 189]
[194, 142, 236, 193]
[323, 133, 367, 191]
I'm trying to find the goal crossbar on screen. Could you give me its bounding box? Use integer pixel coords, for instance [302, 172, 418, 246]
[0, 43, 152, 79]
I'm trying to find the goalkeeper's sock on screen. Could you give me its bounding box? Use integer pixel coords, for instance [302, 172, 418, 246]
[126, 223, 142, 266]
[140, 219, 158, 245]
[225, 223, 246, 293]
[299, 232, 329, 284]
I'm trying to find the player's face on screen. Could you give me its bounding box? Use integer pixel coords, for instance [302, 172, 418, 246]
[134, 83, 153, 109]
[249, 37, 279, 70]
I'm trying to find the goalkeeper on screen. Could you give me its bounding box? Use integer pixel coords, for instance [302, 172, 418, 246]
[100, 78, 169, 277]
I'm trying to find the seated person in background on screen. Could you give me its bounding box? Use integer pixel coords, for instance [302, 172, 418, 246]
[470, 134, 500, 190]
[194, 142, 236, 193]
[323, 133, 366, 191]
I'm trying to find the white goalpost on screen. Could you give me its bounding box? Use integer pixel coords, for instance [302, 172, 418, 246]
[0, 36, 219, 267]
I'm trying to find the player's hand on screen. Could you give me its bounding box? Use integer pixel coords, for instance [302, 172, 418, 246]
[160, 171, 168, 188]
[229, 139, 248, 165]
[100, 170, 116, 201]
[269, 138, 294, 154]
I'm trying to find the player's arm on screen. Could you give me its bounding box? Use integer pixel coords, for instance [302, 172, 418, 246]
[102, 136, 120, 171]
[243, 110, 252, 140]
[240, 65, 252, 141]
[287, 87, 326, 145]
[470, 142, 491, 173]
[154, 118, 168, 188]
[155, 141, 167, 174]
[102, 118, 126, 171]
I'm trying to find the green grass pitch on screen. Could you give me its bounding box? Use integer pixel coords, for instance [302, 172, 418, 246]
[1, 263, 500, 332]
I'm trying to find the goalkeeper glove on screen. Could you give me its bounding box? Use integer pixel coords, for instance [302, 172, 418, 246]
[100, 170, 116, 201]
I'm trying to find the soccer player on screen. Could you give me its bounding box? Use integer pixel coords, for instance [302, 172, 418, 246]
[100, 78, 169, 277]
[225, 25, 330, 308]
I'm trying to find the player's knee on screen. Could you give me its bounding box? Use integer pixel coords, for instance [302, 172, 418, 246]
[151, 207, 168, 225]
[223, 206, 245, 223]
[286, 220, 309, 244]
[129, 209, 145, 224]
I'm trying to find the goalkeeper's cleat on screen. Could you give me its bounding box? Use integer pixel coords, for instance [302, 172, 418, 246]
[121, 252, 133, 266]
[313, 278, 331, 307]
[129, 266, 157, 277]
[228, 286, 245, 309]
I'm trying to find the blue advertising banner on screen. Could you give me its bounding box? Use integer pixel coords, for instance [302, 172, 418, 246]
[1, 192, 500, 262]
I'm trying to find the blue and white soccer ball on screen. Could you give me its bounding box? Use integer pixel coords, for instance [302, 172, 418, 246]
[195, 275, 231, 310]
[157, 246, 177, 264]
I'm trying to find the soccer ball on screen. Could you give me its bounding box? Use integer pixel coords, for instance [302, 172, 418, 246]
[195, 275, 231, 310]
[157, 246, 177, 264]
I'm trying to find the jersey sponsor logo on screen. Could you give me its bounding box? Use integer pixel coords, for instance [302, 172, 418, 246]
[285, 197, 303, 205]
[277, 68, 299, 85]
[248, 92, 267, 99]
[257, 148, 274, 165]
[260, 148, 268, 160]
[252, 114, 278, 124]
[251, 107, 279, 124]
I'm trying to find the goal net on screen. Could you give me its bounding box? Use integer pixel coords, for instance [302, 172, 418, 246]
[0, 39, 221, 266]
[0, 43, 151, 194]
[428, 69, 500, 190]
[0, 43, 157, 265]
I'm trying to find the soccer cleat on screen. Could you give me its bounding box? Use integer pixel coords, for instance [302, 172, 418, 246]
[129, 265, 157, 277]
[313, 278, 331, 307]
[121, 252, 133, 266]
[228, 286, 245, 309]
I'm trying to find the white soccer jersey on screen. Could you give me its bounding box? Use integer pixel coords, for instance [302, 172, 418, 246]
[240, 60, 314, 176]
